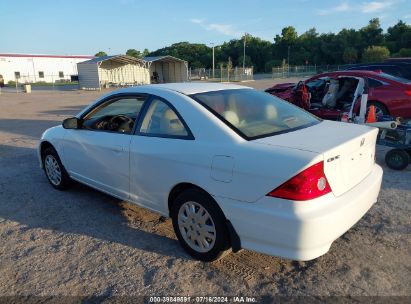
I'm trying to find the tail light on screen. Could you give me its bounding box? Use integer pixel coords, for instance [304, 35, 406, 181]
[404, 90, 411, 97]
[267, 161, 331, 201]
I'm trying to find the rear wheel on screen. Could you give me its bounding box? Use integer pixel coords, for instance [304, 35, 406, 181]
[171, 189, 230, 261]
[368, 101, 388, 117]
[385, 149, 409, 170]
[43, 147, 72, 190]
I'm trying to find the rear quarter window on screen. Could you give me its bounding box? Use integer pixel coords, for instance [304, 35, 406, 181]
[379, 73, 411, 84]
[368, 78, 384, 88]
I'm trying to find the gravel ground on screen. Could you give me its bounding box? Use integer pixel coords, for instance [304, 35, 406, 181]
[0, 80, 410, 300]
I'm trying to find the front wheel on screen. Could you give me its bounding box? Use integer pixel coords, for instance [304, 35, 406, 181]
[171, 189, 230, 261]
[43, 147, 72, 190]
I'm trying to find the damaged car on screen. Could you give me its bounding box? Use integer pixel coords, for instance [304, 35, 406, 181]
[265, 70, 411, 120]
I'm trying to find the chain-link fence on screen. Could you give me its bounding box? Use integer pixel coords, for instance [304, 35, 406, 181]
[188, 68, 207, 80]
[272, 65, 343, 78]
[189, 67, 254, 82]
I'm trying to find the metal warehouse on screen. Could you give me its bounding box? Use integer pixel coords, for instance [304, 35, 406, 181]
[0, 53, 94, 83]
[77, 55, 150, 89]
[144, 56, 188, 83]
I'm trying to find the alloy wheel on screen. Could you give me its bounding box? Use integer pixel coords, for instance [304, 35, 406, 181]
[177, 201, 216, 253]
[44, 154, 62, 186]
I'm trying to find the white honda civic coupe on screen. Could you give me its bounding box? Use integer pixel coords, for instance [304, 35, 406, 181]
[38, 83, 383, 262]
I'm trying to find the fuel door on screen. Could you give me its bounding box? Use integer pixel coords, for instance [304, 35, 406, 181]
[211, 155, 234, 183]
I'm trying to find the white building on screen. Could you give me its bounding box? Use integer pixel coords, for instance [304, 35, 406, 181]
[0, 53, 94, 84]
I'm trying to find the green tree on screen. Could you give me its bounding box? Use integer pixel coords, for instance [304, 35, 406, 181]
[296, 28, 320, 64]
[126, 49, 142, 58]
[264, 59, 283, 72]
[275, 26, 298, 44]
[360, 18, 384, 47]
[386, 20, 411, 53]
[95, 51, 107, 57]
[342, 47, 358, 63]
[337, 28, 362, 53]
[393, 48, 411, 57]
[238, 36, 272, 71]
[238, 55, 253, 68]
[318, 33, 342, 64]
[148, 42, 211, 68]
[140, 19, 409, 72]
[362, 46, 390, 63]
[142, 48, 150, 57]
[273, 26, 299, 64]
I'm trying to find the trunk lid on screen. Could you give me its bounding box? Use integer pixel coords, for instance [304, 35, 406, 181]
[254, 120, 378, 197]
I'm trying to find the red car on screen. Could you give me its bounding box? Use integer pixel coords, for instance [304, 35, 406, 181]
[266, 70, 411, 120]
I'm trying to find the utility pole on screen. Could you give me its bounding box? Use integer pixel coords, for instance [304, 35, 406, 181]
[210, 43, 215, 80]
[243, 33, 248, 70]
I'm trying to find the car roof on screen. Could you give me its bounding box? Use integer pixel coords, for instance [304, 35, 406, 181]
[312, 70, 411, 84]
[347, 63, 398, 67]
[317, 70, 383, 77]
[348, 64, 400, 68]
[112, 82, 251, 95]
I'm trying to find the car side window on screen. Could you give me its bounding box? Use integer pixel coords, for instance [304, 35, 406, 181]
[139, 98, 190, 138]
[368, 78, 384, 88]
[82, 95, 147, 134]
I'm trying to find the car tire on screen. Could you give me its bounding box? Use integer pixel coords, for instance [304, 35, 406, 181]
[171, 189, 230, 262]
[42, 147, 72, 190]
[368, 101, 388, 117]
[385, 149, 410, 170]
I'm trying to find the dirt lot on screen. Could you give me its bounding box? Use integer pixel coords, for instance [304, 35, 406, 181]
[0, 80, 410, 300]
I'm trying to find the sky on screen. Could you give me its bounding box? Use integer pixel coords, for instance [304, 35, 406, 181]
[1, 0, 410, 56]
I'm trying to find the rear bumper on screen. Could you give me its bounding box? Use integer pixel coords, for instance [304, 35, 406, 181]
[217, 164, 383, 261]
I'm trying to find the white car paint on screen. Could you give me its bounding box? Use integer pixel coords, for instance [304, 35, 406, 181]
[38, 83, 383, 261]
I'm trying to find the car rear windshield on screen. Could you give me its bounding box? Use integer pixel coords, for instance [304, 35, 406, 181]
[379, 73, 411, 84]
[190, 89, 320, 140]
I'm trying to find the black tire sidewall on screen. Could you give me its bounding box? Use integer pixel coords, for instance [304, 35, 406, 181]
[43, 147, 71, 190]
[369, 102, 388, 116]
[171, 189, 230, 262]
[385, 149, 409, 170]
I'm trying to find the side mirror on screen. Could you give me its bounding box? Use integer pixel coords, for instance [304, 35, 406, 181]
[62, 117, 81, 129]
